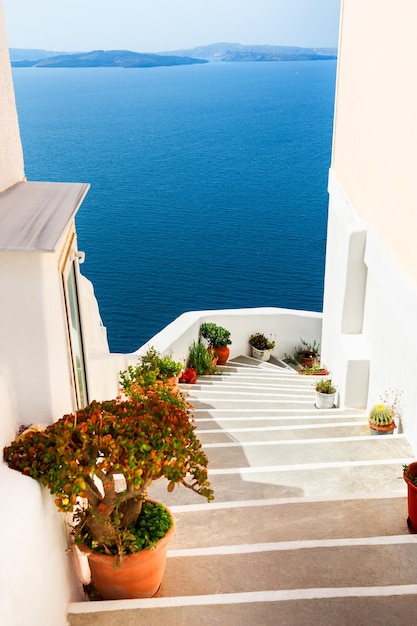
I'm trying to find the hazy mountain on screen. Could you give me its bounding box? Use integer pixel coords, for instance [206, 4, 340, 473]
[159, 43, 338, 62]
[10, 49, 208, 69]
[9, 44, 337, 68]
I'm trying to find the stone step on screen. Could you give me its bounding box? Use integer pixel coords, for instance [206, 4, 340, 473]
[197, 422, 370, 442]
[67, 361, 415, 626]
[68, 492, 415, 623]
[169, 496, 409, 548]
[202, 434, 412, 469]
[147, 458, 411, 506]
[189, 371, 316, 385]
[68, 589, 417, 626]
[194, 408, 367, 422]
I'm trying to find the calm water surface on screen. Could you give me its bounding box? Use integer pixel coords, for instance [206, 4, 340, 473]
[12, 60, 336, 352]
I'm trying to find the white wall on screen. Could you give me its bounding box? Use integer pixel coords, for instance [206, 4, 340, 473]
[333, 0, 417, 286]
[322, 0, 417, 452]
[0, 374, 82, 626]
[137, 306, 323, 369]
[323, 172, 417, 451]
[0, 3, 24, 191]
[0, 250, 77, 424]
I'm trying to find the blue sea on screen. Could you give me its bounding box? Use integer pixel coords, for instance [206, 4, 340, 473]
[12, 60, 336, 353]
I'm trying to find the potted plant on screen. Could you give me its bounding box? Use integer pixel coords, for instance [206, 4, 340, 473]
[3, 383, 213, 600]
[297, 365, 329, 376]
[179, 367, 198, 384]
[284, 338, 321, 370]
[187, 341, 219, 376]
[368, 404, 395, 435]
[403, 463, 417, 532]
[248, 333, 275, 361]
[120, 347, 183, 394]
[200, 322, 232, 365]
[315, 378, 337, 409]
[297, 338, 320, 368]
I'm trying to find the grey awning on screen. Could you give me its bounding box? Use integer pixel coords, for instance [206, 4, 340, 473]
[0, 180, 90, 252]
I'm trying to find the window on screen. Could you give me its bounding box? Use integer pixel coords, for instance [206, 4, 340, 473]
[63, 258, 88, 408]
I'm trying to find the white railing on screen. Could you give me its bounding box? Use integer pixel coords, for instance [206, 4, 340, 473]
[87, 306, 322, 402]
[135, 306, 323, 365]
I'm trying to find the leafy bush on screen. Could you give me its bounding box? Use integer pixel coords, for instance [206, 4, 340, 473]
[3, 387, 213, 558]
[200, 322, 231, 348]
[188, 341, 218, 375]
[315, 379, 336, 394]
[249, 333, 275, 350]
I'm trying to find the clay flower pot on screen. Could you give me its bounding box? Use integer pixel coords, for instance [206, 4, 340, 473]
[404, 463, 417, 532]
[213, 345, 230, 365]
[78, 501, 175, 600]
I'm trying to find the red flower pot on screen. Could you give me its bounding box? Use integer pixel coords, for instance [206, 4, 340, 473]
[213, 346, 230, 365]
[78, 502, 175, 599]
[404, 463, 417, 532]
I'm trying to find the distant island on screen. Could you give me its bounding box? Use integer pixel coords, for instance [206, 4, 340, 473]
[10, 49, 208, 69]
[9, 43, 337, 68]
[160, 43, 337, 62]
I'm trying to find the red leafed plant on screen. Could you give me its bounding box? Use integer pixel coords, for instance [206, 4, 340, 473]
[3, 385, 213, 558]
[179, 367, 198, 384]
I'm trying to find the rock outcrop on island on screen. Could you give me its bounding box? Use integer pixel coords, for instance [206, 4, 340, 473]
[9, 44, 337, 69]
[160, 43, 338, 62]
[11, 49, 208, 68]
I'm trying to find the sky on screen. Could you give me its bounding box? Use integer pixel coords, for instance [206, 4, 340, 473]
[1, 0, 341, 53]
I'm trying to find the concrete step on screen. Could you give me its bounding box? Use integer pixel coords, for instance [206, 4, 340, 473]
[68, 590, 417, 626]
[67, 359, 416, 626]
[68, 496, 416, 625]
[197, 423, 370, 442]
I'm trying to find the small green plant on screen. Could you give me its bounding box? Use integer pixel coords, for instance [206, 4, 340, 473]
[200, 322, 232, 348]
[315, 379, 336, 394]
[299, 338, 320, 357]
[403, 464, 417, 486]
[298, 365, 329, 375]
[248, 333, 275, 350]
[129, 501, 173, 551]
[369, 404, 394, 428]
[188, 341, 219, 375]
[284, 338, 321, 366]
[119, 347, 183, 395]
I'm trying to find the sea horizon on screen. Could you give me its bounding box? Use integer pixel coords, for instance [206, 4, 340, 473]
[12, 59, 337, 352]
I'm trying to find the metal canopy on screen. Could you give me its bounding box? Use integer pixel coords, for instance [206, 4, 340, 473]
[0, 181, 90, 252]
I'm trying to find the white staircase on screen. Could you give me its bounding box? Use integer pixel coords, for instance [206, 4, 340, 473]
[68, 358, 417, 626]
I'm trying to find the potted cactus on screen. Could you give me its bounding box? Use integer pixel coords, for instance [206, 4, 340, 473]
[315, 378, 337, 409]
[368, 404, 395, 435]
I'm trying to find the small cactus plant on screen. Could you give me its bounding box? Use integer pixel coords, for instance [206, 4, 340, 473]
[369, 404, 394, 429]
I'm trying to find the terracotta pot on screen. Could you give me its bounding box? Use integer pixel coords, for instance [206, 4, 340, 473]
[165, 375, 180, 389]
[404, 463, 417, 532]
[369, 422, 395, 436]
[301, 355, 317, 368]
[213, 345, 229, 365]
[78, 501, 175, 600]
